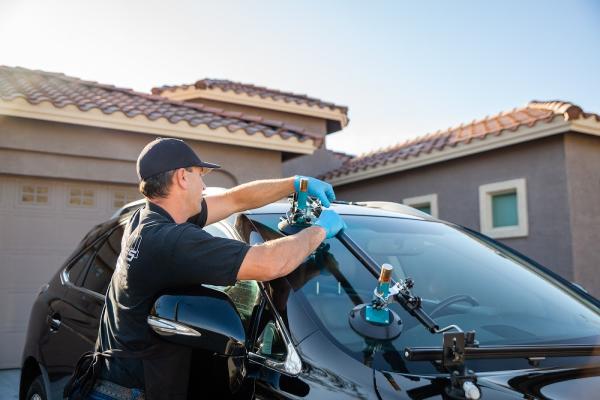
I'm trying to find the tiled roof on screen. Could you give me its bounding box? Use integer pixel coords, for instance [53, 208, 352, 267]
[330, 149, 355, 163]
[321, 100, 600, 180]
[0, 66, 322, 145]
[152, 79, 348, 114]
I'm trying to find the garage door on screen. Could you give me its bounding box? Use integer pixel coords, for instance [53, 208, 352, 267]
[0, 175, 140, 368]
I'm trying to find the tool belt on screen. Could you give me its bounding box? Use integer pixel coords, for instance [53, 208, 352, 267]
[93, 379, 145, 400]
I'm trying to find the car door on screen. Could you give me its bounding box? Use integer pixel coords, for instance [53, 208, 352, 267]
[39, 244, 96, 399]
[41, 223, 123, 399]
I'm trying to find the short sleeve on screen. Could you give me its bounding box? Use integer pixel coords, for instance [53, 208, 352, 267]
[187, 198, 208, 227]
[169, 224, 251, 287]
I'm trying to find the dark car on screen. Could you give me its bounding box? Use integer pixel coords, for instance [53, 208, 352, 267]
[20, 196, 600, 400]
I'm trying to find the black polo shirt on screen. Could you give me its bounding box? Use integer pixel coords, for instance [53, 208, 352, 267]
[98, 200, 251, 391]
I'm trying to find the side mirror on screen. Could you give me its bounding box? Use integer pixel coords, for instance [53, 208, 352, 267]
[148, 285, 246, 357]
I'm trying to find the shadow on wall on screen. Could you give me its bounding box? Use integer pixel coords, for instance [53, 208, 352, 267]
[204, 169, 238, 188]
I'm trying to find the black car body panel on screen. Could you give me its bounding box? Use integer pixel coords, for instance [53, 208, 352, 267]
[20, 201, 600, 399]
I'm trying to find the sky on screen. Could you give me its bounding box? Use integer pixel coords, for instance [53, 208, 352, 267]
[1, 0, 599, 156]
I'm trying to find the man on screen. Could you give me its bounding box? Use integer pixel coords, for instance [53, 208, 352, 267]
[89, 138, 345, 400]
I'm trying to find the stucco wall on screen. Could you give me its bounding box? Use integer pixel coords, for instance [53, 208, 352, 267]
[564, 133, 600, 297]
[0, 116, 284, 186]
[283, 147, 349, 178]
[333, 135, 574, 281]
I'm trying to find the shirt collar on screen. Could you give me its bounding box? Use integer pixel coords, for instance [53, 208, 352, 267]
[145, 200, 175, 223]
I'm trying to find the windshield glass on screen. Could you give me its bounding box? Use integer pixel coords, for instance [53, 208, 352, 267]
[249, 214, 600, 373]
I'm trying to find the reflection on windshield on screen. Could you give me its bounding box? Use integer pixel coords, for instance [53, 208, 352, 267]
[249, 214, 600, 374]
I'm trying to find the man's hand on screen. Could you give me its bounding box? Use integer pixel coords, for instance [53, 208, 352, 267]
[294, 176, 336, 207]
[314, 209, 346, 239]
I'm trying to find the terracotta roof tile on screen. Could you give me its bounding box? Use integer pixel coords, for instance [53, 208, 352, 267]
[321, 100, 599, 180]
[152, 78, 348, 114]
[0, 66, 322, 146]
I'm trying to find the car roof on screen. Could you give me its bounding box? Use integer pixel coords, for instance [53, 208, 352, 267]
[112, 188, 436, 221]
[245, 200, 433, 220]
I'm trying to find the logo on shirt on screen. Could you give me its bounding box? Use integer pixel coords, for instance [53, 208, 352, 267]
[126, 235, 142, 262]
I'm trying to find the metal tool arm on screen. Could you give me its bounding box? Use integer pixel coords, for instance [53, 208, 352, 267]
[336, 231, 440, 333]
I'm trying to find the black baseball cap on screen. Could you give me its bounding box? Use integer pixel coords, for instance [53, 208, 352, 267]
[136, 138, 221, 180]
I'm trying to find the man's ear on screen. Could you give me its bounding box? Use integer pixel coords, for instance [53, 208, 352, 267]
[172, 168, 188, 190]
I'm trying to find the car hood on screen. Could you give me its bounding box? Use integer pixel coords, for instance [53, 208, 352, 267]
[377, 364, 600, 399]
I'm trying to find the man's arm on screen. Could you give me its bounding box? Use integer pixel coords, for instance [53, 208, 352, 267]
[236, 226, 326, 281]
[236, 209, 346, 281]
[204, 177, 294, 225]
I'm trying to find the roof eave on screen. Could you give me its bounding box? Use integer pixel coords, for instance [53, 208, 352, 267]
[0, 97, 316, 155]
[327, 117, 600, 186]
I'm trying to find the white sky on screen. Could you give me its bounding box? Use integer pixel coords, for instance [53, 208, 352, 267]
[1, 0, 599, 156]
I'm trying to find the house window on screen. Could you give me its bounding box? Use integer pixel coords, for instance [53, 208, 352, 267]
[69, 188, 95, 207]
[20, 184, 49, 205]
[403, 194, 438, 218]
[479, 178, 528, 239]
[113, 190, 140, 209]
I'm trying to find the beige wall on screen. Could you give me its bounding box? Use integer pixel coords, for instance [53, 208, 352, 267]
[564, 133, 600, 298]
[188, 98, 329, 136]
[0, 116, 284, 186]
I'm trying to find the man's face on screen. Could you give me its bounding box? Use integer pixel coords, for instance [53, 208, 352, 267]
[184, 166, 211, 214]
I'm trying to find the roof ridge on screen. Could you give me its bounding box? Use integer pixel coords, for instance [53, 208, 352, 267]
[527, 100, 584, 120]
[197, 78, 312, 100]
[152, 77, 348, 113]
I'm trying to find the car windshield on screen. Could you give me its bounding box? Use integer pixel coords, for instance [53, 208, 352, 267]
[249, 213, 600, 374]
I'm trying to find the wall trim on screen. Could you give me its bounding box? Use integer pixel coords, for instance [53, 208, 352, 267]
[0, 98, 316, 155]
[329, 119, 573, 186]
[162, 87, 349, 127]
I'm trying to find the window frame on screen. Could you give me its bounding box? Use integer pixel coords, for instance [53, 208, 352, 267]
[66, 185, 96, 208]
[80, 224, 123, 295]
[403, 193, 438, 218]
[479, 178, 528, 239]
[61, 223, 122, 301]
[17, 182, 52, 207]
[112, 188, 141, 210]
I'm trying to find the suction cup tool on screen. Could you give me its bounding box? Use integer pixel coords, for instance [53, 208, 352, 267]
[349, 304, 403, 341]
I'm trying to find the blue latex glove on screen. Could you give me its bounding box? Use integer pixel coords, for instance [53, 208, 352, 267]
[294, 176, 336, 207]
[314, 210, 347, 239]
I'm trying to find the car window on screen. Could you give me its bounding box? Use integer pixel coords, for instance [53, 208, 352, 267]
[203, 223, 261, 331]
[81, 225, 123, 295]
[254, 302, 287, 362]
[67, 248, 95, 286]
[249, 213, 600, 374]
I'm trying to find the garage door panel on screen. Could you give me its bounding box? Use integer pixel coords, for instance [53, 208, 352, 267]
[0, 213, 100, 252]
[0, 253, 68, 287]
[0, 330, 26, 369]
[0, 290, 38, 330]
[0, 176, 127, 368]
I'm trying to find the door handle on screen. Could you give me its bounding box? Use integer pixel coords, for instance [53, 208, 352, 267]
[47, 313, 61, 331]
